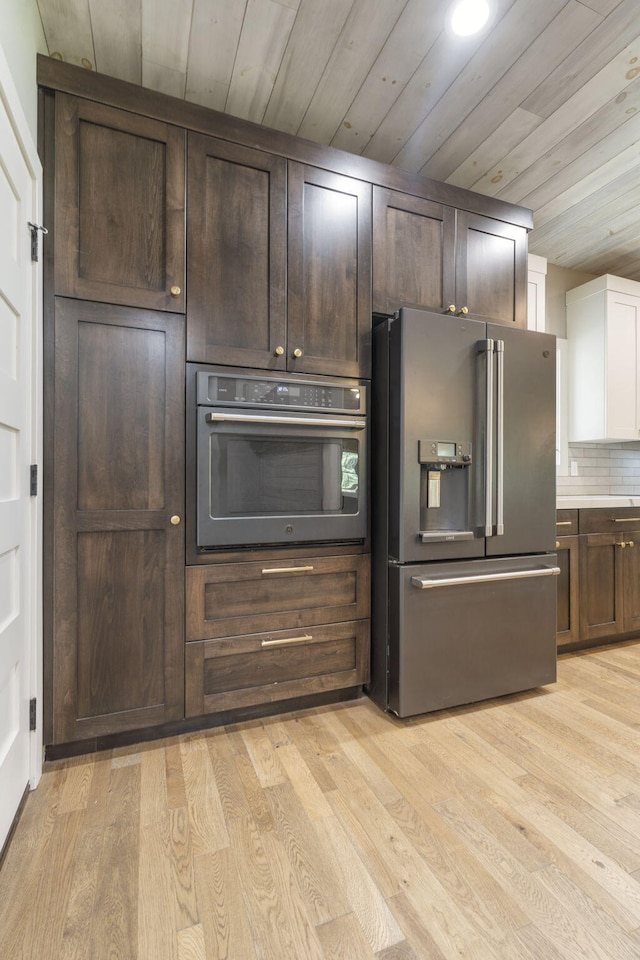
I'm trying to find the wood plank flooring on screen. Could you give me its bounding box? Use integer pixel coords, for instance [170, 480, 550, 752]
[3, 641, 640, 959]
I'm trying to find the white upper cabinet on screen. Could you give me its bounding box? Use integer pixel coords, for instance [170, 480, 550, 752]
[527, 254, 547, 332]
[567, 275, 640, 442]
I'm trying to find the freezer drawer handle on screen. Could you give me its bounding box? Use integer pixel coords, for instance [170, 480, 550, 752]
[205, 412, 366, 429]
[410, 565, 561, 589]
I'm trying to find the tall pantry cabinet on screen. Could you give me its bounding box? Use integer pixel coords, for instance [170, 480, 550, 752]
[45, 95, 187, 744]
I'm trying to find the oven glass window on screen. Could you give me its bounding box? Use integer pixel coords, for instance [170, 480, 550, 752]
[210, 435, 360, 518]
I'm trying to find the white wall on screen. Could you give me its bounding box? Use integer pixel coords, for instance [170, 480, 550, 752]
[546, 263, 596, 339]
[0, 0, 47, 142]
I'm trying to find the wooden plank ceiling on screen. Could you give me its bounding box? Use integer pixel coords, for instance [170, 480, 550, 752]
[36, 0, 640, 280]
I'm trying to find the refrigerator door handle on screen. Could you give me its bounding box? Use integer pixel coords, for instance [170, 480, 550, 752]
[494, 340, 505, 536]
[411, 565, 561, 589]
[479, 339, 494, 537]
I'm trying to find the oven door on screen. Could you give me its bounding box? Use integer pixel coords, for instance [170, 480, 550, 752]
[197, 408, 367, 547]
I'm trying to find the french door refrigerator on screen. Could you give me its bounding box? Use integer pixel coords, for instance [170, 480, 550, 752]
[369, 307, 558, 718]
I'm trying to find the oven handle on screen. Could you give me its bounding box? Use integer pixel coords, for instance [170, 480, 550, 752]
[205, 411, 366, 429]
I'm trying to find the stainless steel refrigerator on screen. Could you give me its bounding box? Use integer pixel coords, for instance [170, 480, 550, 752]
[369, 307, 558, 718]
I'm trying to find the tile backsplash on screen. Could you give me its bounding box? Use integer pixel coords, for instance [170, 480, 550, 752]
[557, 443, 640, 496]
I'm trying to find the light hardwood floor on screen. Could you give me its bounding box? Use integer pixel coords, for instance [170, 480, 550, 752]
[3, 642, 640, 959]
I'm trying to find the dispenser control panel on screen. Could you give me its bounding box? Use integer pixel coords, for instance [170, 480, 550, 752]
[418, 440, 472, 466]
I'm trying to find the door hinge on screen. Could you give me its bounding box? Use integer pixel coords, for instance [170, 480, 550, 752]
[30, 464, 38, 496]
[29, 698, 37, 731]
[28, 222, 48, 262]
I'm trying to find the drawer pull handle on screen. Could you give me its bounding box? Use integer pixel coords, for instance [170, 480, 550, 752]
[556, 521, 573, 526]
[612, 517, 640, 522]
[261, 634, 313, 647]
[261, 565, 314, 575]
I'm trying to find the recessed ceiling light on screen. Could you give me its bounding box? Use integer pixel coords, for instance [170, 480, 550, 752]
[449, 0, 490, 37]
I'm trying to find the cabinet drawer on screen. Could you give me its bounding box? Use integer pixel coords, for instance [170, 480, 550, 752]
[579, 508, 640, 534]
[186, 555, 370, 641]
[185, 620, 370, 716]
[556, 509, 578, 537]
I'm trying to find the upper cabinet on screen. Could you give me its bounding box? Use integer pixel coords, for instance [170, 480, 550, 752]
[187, 137, 371, 378]
[567, 275, 640, 442]
[372, 187, 527, 327]
[54, 94, 186, 312]
[186, 134, 287, 370]
[287, 164, 371, 379]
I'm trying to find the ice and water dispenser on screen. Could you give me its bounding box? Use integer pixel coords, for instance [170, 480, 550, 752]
[418, 439, 474, 543]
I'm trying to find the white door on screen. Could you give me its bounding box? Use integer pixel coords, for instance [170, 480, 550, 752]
[0, 46, 42, 852]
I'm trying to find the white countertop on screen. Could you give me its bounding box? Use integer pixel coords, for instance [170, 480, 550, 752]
[557, 495, 640, 509]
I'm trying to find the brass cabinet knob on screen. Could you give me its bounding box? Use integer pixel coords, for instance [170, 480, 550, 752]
[170, 515, 181, 525]
[170, 285, 181, 297]
[618, 540, 627, 548]
[555, 540, 560, 549]
[629, 540, 635, 548]
[292, 348, 303, 358]
[447, 304, 456, 313]
[274, 346, 285, 357]
[459, 306, 469, 315]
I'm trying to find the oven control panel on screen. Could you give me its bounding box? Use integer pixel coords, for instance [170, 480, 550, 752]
[197, 372, 366, 414]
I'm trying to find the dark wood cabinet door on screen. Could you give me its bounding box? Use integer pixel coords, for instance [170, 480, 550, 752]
[187, 134, 286, 368]
[622, 529, 640, 633]
[455, 212, 527, 327]
[556, 535, 580, 649]
[288, 164, 371, 378]
[51, 298, 185, 743]
[579, 532, 624, 643]
[55, 95, 185, 312]
[372, 187, 455, 316]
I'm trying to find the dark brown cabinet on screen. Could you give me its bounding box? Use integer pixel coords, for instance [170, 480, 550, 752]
[579, 532, 623, 642]
[372, 187, 527, 326]
[185, 555, 370, 715]
[187, 138, 371, 377]
[186, 134, 287, 369]
[50, 299, 185, 743]
[578, 509, 640, 644]
[556, 510, 580, 649]
[287, 164, 371, 378]
[54, 95, 186, 312]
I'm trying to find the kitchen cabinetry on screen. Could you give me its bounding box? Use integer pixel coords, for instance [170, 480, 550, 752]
[40, 57, 532, 752]
[187, 137, 371, 378]
[555, 510, 580, 648]
[50, 299, 185, 744]
[372, 187, 527, 326]
[567, 275, 640, 442]
[185, 555, 370, 715]
[54, 95, 185, 313]
[579, 509, 640, 643]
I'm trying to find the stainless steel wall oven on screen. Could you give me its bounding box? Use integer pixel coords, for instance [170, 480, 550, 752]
[192, 366, 367, 549]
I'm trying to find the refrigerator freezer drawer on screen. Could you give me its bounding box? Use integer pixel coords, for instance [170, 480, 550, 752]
[388, 555, 558, 718]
